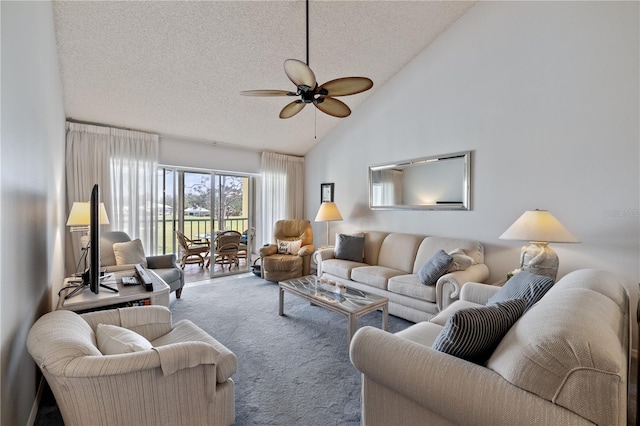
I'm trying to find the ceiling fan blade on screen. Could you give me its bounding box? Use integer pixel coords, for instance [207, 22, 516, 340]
[318, 77, 374, 97]
[284, 59, 317, 89]
[279, 101, 306, 119]
[240, 90, 295, 97]
[314, 97, 351, 118]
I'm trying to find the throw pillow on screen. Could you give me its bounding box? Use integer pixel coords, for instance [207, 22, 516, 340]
[447, 248, 476, 272]
[334, 233, 365, 262]
[417, 250, 453, 286]
[113, 239, 148, 267]
[486, 271, 554, 311]
[432, 298, 526, 363]
[277, 239, 302, 255]
[96, 323, 153, 355]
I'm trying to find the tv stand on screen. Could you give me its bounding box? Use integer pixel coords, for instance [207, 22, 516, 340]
[64, 274, 119, 300]
[57, 269, 170, 313]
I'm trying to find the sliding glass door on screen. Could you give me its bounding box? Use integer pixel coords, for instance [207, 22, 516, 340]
[157, 167, 255, 280]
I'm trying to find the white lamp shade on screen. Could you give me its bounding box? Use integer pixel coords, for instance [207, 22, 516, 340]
[499, 210, 578, 243]
[66, 202, 110, 226]
[314, 202, 343, 222]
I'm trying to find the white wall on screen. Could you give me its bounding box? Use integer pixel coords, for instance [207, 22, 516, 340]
[160, 135, 261, 174]
[1, 1, 66, 424]
[305, 2, 639, 291]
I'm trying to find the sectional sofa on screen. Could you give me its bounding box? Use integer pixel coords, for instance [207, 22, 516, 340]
[314, 231, 490, 322]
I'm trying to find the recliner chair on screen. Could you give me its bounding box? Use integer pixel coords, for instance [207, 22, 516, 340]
[100, 231, 185, 298]
[259, 219, 314, 282]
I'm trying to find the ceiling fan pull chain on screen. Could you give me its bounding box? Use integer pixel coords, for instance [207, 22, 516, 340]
[306, 0, 309, 66]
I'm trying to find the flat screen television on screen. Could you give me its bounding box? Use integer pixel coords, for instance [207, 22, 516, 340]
[65, 184, 117, 299]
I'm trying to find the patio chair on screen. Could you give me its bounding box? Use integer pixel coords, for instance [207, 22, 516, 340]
[238, 227, 255, 264]
[209, 230, 241, 270]
[176, 231, 210, 269]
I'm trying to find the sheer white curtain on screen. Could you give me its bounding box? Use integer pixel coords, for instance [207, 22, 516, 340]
[65, 122, 158, 274]
[261, 152, 304, 244]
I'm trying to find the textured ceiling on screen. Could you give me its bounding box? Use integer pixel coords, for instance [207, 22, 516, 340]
[53, 1, 475, 156]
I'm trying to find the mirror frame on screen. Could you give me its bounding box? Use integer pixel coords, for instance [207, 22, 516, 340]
[368, 150, 471, 211]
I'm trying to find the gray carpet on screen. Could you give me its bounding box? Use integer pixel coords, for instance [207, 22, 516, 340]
[171, 273, 412, 426]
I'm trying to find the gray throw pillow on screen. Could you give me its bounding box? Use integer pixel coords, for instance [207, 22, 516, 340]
[432, 298, 526, 363]
[417, 250, 453, 286]
[487, 271, 554, 311]
[334, 234, 365, 262]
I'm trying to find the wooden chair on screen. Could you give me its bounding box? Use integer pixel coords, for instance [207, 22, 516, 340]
[209, 230, 241, 270]
[176, 231, 210, 269]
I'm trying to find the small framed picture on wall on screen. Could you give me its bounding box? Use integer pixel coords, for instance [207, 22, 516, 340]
[321, 183, 334, 203]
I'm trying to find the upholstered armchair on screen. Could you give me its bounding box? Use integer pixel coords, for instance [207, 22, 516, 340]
[259, 219, 314, 282]
[100, 231, 184, 298]
[27, 306, 237, 426]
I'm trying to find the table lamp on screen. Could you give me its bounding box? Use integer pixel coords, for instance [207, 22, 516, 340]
[499, 209, 579, 281]
[67, 201, 110, 273]
[314, 202, 343, 247]
[66, 201, 110, 232]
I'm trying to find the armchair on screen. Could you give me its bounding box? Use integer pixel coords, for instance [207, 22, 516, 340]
[259, 219, 314, 282]
[27, 306, 237, 426]
[100, 231, 185, 298]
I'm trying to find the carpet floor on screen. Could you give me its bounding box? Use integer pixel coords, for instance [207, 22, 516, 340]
[35, 273, 413, 425]
[172, 274, 413, 426]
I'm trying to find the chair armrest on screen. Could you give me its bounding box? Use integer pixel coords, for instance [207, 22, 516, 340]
[146, 254, 178, 269]
[259, 244, 278, 257]
[315, 247, 336, 261]
[459, 282, 502, 304]
[152, 341, 237, 381]
[435, 263, 490, 310]
[298, 244, 315, 257]
[349, 326, 564, 425]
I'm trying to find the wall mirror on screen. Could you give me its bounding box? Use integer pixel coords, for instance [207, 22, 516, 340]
[368, 151, 471, 210]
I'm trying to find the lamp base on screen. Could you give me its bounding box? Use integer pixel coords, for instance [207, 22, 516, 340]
[519, 242, 558, 281]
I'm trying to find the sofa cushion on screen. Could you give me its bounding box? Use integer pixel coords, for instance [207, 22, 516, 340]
[447, 248, 476, 272]
[377, 233, 424, 273]
[322, 259, 367, 280]
[413, 237, 484, 273]
[96, 323, 153, 355]
[432, 298, 526, 363]
[487, 271, 554, 311]
[388, 274, 436, 303]
[112, 239, 148, 267]
[334, 233, 365, 262]
[395, 321, 444, 347]
[351, 266, 404, 290]
[417, 249, 453, 286]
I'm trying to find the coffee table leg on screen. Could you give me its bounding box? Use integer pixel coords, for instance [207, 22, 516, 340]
[348, 314, 358, 346]
[279, 287, 284, 316]
[382, 304, 389, 331]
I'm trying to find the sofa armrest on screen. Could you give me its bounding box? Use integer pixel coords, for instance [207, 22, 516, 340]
[349, 326, 578, 425]
[146, 254, 178, 269]
[459, 281, 502, 304]
[314, 247, 336, 276]
[435, 263, 490, 310]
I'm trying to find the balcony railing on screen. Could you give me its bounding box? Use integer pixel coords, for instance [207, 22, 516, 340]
[156, 216, 249, 255]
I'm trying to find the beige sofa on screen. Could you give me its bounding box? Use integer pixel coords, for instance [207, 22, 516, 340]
[315, 232, 489, 322]
[350, 269, 630, 425]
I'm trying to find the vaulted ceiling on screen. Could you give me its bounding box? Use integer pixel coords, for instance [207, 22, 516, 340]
[53, 1, 475, 156]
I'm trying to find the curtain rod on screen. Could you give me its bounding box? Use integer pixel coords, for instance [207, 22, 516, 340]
[66, 118, 267, 154]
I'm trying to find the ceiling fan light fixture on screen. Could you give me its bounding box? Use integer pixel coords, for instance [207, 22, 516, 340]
[240, 1, 373, 120]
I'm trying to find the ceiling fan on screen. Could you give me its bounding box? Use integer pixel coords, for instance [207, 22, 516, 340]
[240, 0, 373, 119]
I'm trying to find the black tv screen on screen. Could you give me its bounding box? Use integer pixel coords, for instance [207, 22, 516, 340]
[89, 184, 100, 294]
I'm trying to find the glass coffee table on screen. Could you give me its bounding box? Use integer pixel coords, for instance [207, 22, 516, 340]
[279, 275, 389, 345]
